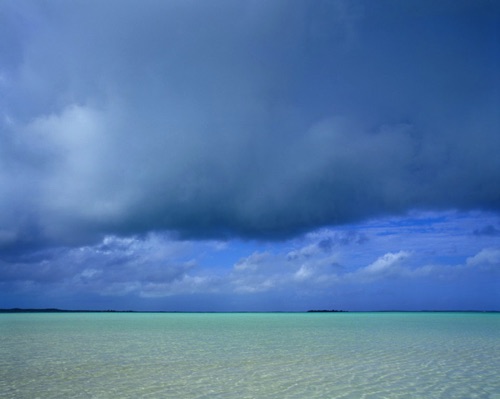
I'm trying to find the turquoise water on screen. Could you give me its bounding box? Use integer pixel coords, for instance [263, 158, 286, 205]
[1, 312, 499, 398]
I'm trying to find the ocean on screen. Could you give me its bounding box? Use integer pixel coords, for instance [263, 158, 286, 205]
[1, 312, 499, 398]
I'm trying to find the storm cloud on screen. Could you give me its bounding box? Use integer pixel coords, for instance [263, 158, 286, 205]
[1, 0, 499, 253]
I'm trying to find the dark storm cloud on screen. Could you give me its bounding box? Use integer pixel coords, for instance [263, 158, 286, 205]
[0, 0, 499, 251]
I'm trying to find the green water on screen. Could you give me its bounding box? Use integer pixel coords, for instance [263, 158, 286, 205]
[1, 312, 499, 398]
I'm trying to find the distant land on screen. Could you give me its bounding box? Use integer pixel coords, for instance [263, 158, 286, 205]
[1, 308, 498, 313]
[0, 308, 329, 313]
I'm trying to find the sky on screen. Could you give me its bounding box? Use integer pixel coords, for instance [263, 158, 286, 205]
[0, 0, 499, 311]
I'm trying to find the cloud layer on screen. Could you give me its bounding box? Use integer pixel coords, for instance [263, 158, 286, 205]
[1, 0, 499, 253]
[1, 211, 499, 310]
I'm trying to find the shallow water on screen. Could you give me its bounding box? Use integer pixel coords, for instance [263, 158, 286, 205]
[1, 312, 499, 398]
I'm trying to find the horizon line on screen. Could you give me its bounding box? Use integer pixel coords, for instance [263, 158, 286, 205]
[1, 308, 499, 314]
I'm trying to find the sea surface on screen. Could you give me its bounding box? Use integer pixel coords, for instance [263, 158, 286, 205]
[0, 312, 499, 398]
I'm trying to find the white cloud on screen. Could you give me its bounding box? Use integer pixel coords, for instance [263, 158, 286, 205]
[466, 248, 500, 267]
[361, 251, 410, 275]
[294, 264, 314, 281]
[233, 251, 271, 272]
